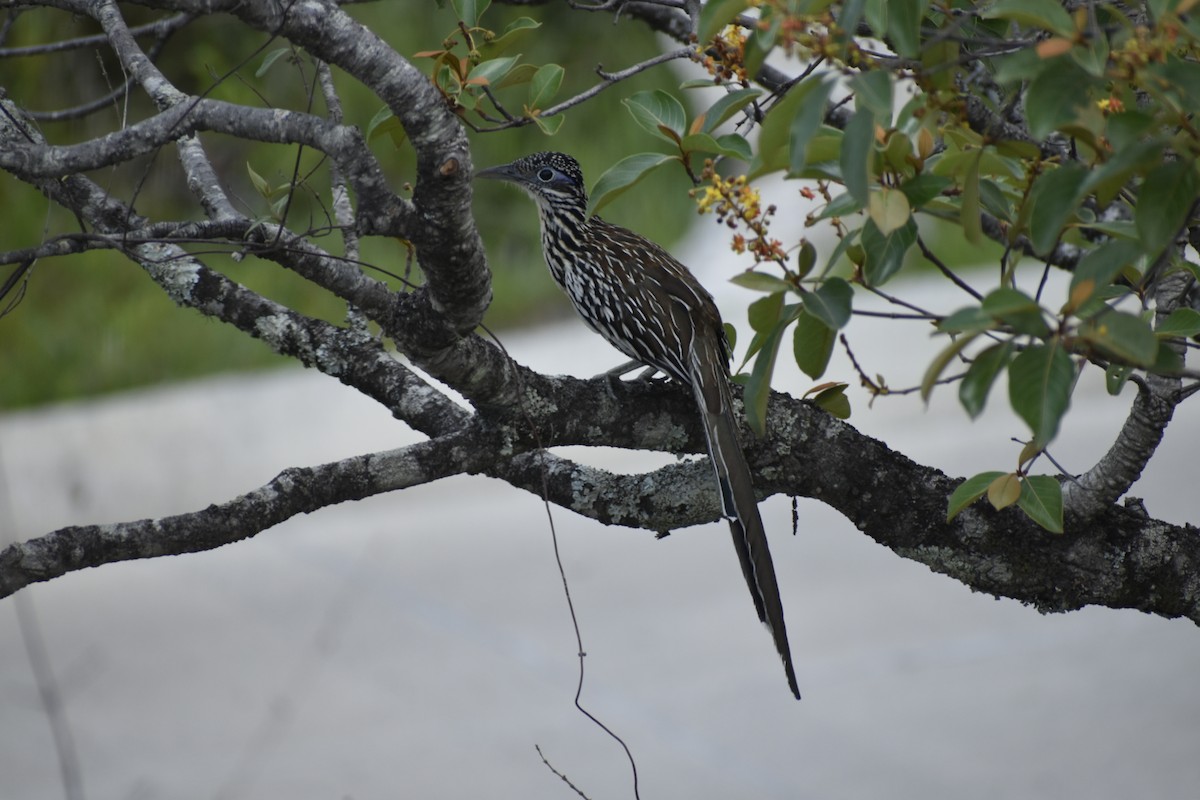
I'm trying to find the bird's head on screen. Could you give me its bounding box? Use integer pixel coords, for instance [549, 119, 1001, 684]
[476, 151, 588, 215]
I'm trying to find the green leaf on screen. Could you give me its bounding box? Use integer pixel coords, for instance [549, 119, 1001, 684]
[921, 37, 960, 91]
[1025, 59, 1096, 140]
[1070, 25, 1110, 77]
[841, 108, 876, 207]
[1157, 307, 1200, 338]
[1154, 339, 1185, 375]
[256, 47, 291, 78]
[1008, 341, 1075, 445]
[698, 0, 751, 43]
[743, 8, 779, 79]
[531, 113, 564, 136]
[1106, 111, 1157, 152]
[528, 63, 564, 109]
[743, 312, 788, 435]
[992, 45, 1049, 85]
[1084, 139, 1163, 208]
[886, 0, 929, 59]
[960, 150, 983, 244]
[793, 311, 836, 379]
[794, 130, 844, 181]
[586, 153, 674, 216]
[959, 341, 1014, 418]
[1079, 311, 1159, 367]
[850, 70, 894, 122]
[729, 270, 792, 294]
[747, 292, 785, 337]
[1105, 363, 1134, 395]
[863, 0, 888, 35]
[1146, 0, 1171, 22]
[947, 471, 1007, 521]
[493, 62, 538, 90]
[698, 88, 762, 134]
[1075, 283, 1134, 321]
[867, 187, 911, 235]
[921, 331, 980, 402]
[269, 194, 289, 220]
[366, 106, 397, 144]
[988, 472, 1022, 510]
[467, 55, 520, 86]
[624, 90, 687, 144]
[796, 240, 817, 278]
[882, 133, 912, 174]
[1018, 475, 1064, 533]
[751, 74, 832, 178]
[451, 0, 490, 27]
[1081, 219, 1139, 239]
[981, 287, 1049, 337]
[939, 305, 996, 334]
[680, 132, 753, 161]
[1026, 162, 1089, 256]
[1136, 160, 1199, 258]
[982, 0, 1075, 37]
[484, 16, 540, 52]
[816, 191, 863, 221]
[787, 79, 836, 176]
[1148, 56, 1200, 112]
[246, 162, 271, 197]
[812, 383, 851, 419]
[1069, 240, 1143, 307]
[841, 0, 869, 35]
[713, 133, 753, 162]
[804, 277, 854, 330]
[861, 217, 917, 286]
[900, 173, 952, 208]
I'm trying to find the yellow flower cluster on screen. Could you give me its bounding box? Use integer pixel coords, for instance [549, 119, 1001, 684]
[692, 171, 784, 263]
[694, 174, 762, 222]
[695, 184, 723, 213]
[717, 24, 746, 51]
[699, 24, 749, 83]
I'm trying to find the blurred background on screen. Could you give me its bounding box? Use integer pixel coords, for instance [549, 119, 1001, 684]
[0, 2, 692, 409]
[2, 5, 1199, 800]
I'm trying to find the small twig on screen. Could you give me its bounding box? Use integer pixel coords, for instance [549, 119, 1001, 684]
[840, 333, 964, 400]
[475, 47, 692, 132]
[569, 0, 688, 11]
[0, 12, 192, 56]
[861, 284, 939, 318]
[851, 308, 937, 320]
[482, 328, 642, 800]
[916, 233, 983, 301]
[535, 745, 593, 800]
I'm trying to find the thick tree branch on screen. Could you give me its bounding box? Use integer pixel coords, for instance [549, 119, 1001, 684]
[4, 377, 1196, 624]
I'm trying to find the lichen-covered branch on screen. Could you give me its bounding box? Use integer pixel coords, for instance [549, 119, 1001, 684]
[0, 432, 487, 598]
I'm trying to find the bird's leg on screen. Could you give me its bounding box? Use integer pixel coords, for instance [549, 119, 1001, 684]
[603, 359, 665, 382]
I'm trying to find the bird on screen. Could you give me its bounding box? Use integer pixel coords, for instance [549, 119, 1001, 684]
[477, 152, 800, 700]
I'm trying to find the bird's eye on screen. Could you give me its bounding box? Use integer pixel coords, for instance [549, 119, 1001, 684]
[536, 168, 555, 182]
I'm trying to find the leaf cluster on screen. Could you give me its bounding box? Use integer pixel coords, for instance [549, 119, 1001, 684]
[590, 0, 1200, 531]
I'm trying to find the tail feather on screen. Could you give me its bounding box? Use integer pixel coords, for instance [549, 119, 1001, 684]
[690, 347, 800, 700]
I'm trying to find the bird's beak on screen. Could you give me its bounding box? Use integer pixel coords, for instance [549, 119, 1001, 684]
[475, 163, 517, 183]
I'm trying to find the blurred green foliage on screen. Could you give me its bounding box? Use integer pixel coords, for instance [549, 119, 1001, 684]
[0, 3, 694, 409]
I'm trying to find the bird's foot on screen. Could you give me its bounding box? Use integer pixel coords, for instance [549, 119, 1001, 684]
[600, 359, 666, 384]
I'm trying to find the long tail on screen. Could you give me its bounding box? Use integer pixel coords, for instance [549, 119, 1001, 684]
[689, 346, 800, 700]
